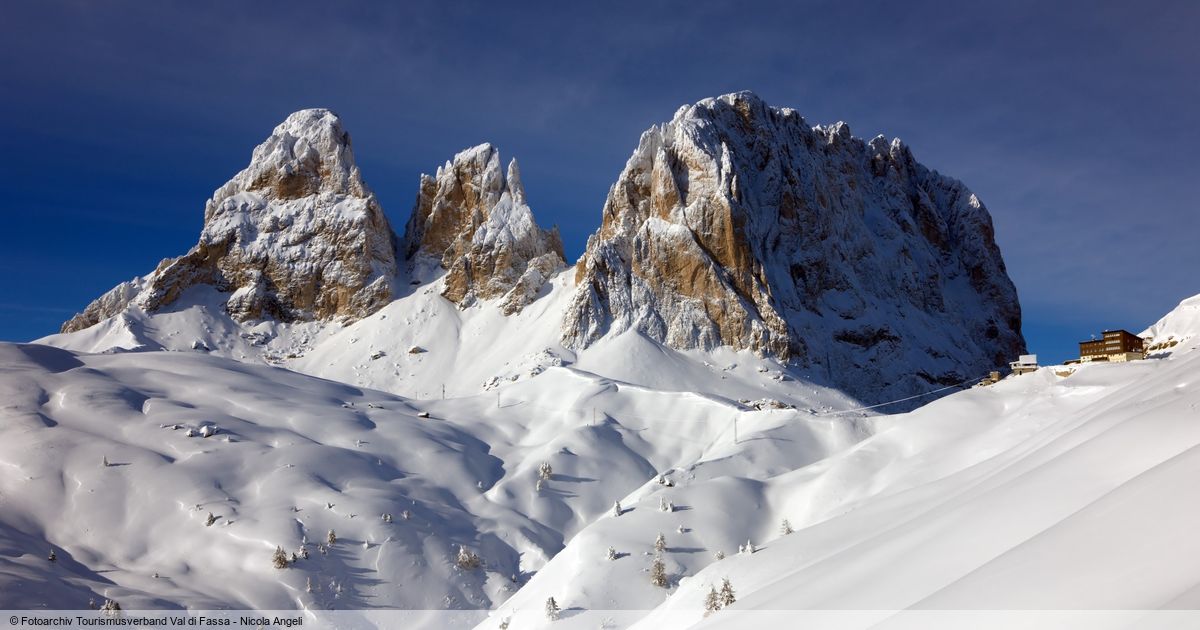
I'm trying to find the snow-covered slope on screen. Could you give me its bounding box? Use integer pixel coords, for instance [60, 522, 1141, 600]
[0, 334, 857, 610]
[13, 292, 1200, 619]
[484, 294, 1200, 628]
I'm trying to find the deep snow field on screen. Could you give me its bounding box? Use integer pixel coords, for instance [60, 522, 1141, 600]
[2, 292, 1199, 629]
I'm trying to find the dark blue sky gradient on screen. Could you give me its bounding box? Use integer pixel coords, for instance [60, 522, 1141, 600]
[2, 1, 1197, 362]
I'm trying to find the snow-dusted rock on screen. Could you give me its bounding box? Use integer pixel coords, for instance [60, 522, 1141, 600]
[402, 144, 565, 314]
[62, 109, 397, 332]
[563, 91, 1024, 404]
[1143, 292, 1200, 354]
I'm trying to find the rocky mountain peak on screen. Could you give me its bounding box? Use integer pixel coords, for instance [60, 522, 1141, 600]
[61, 109, 397, 332]
[563, 91, 1024, 404]
[208, 108, 366, 208]
[403, 143, 565, 314]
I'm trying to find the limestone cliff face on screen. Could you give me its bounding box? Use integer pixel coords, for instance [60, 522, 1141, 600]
[563, 91, 1024, 403]
[402, 144, 565, 314]
[61, 109, 397, 332]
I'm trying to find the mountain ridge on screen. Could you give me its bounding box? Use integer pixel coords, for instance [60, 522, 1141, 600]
[56, 91, 1023, 407]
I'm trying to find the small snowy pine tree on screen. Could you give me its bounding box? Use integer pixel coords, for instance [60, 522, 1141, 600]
[327, 529, 337, 545]
[47, 548, 56, 562]
[612, 501, 622, 517]
[272, 546, 289, 569]
[102, 456, 109, 467]
[654, 532, 667, 553]
[714, 550, 725, 561]
[545, 596, 560, 621]
[305, 577, 313, 593]
[538, 461, 553, 480]
[704, 586, 721, 616]
[606, 546, 617, 561]
[719, 578, 736, 608]
[780, 519, 793, 535]
[535, 478, 544, 492]
[650, 555, 668, 588]
[659, 496, 670, 512]
[205, 512, 217, 527]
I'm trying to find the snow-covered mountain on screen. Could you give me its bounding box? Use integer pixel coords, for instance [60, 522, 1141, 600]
[14, 93, 1148, 622]
[564, 92, 1024, 405]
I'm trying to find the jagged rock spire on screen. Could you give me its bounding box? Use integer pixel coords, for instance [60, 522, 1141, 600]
[402, 143, 565, 314]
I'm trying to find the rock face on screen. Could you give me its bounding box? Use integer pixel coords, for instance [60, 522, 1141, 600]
[402, 144, 565, 314]
[62, 109, 398, 332]
[563, 91, 1024, 404]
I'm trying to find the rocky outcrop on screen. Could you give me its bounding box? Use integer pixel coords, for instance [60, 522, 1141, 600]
[563, 91, 1024, 403]
[62, 109, 398, 332]
[402, 144, 565, 314]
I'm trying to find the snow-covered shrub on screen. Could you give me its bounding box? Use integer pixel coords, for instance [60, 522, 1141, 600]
[545, 596, 561, 621]
[456, 545, 482, 570]
[781, 519, 793, 535]
[327, 529, 337, 545]
[99, 599, 121, 615]
[606, 546, 617, 561]
[659, 496, 673, 512]
[47, 548, 56, 562]
[272, 546, 289, 569]
[538, 461, 553, 480]
[535, 478, 544, 492]
[612, 501, 622, 517]
[650, 555, 667, 588]
[205, 512, 217, 527]
[654, 532, 667, 553]
[714, 550, 725, 561]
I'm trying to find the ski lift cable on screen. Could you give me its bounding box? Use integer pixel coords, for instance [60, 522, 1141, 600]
[815, 374, 989, 416]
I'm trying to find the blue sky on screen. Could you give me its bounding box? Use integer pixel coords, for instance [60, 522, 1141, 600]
[2, 0, 1197, 362]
